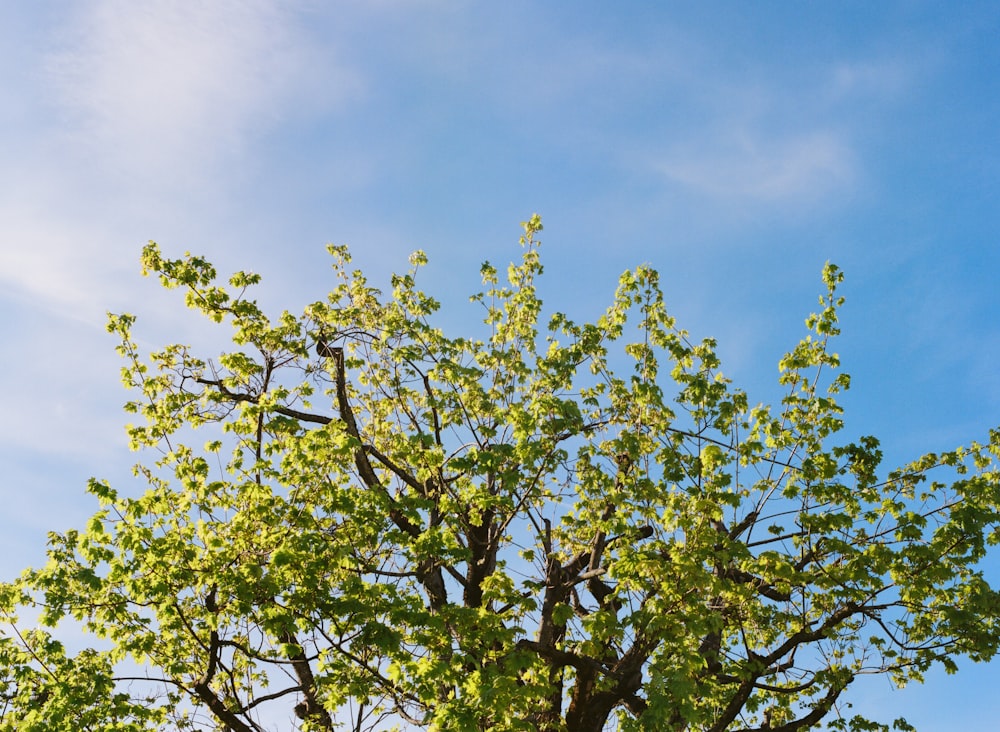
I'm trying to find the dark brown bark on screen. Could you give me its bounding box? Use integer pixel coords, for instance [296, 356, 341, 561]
[280, 631, 334, 731]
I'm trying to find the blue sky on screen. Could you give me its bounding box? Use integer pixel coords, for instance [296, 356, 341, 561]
[1, 2, 999, 728]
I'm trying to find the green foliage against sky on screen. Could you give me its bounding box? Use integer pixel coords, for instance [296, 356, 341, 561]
[3, 218, 1000, 731]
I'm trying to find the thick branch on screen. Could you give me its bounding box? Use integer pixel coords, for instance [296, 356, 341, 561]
[721, 566, 792, 602]
[200, 362, 424, 539]
[280, 632, 334, 730]
[191, 625, 256, 732]
[196, 377, 331, 425]
[734, 682, 844, 732]
[516, 639, 611, 676]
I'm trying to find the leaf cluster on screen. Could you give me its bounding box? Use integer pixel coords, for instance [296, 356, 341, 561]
[3, 218, 1000, 732]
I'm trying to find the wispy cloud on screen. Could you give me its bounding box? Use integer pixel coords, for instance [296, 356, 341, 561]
[0, 1, 366, 317]
[45, 0, 362, 182]
[827, 59, 910, 101]
[0, 204, 119, 319]
[654, 129, 855, 203]
[630, 54, 911, 212]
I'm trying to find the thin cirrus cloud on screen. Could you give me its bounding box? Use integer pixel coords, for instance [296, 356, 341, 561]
[655, 129, 855, 204]
[638, 56, 910, 213]
[44, 0, 361, 181]
[0, 1, 362, 317]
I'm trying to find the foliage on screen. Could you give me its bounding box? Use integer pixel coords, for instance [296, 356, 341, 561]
[3, 216, 1000, 731]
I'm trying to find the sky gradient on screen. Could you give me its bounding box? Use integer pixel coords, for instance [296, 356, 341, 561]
[1, 2, 999, 728]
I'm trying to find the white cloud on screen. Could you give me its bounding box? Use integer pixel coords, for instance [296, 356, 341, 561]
[654, 129, 855, 203]
[0, 196, 124, 318]
[630, 55, 909, 211]
[829, 60, 909, 100]
[0, 1, 367, 317]
[45, 0, 361, 182]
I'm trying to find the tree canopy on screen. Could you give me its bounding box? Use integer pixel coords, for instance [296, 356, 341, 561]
[3, 216, 1000, 731]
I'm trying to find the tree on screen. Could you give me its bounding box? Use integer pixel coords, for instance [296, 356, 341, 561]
[3, 216, 1000, 732]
